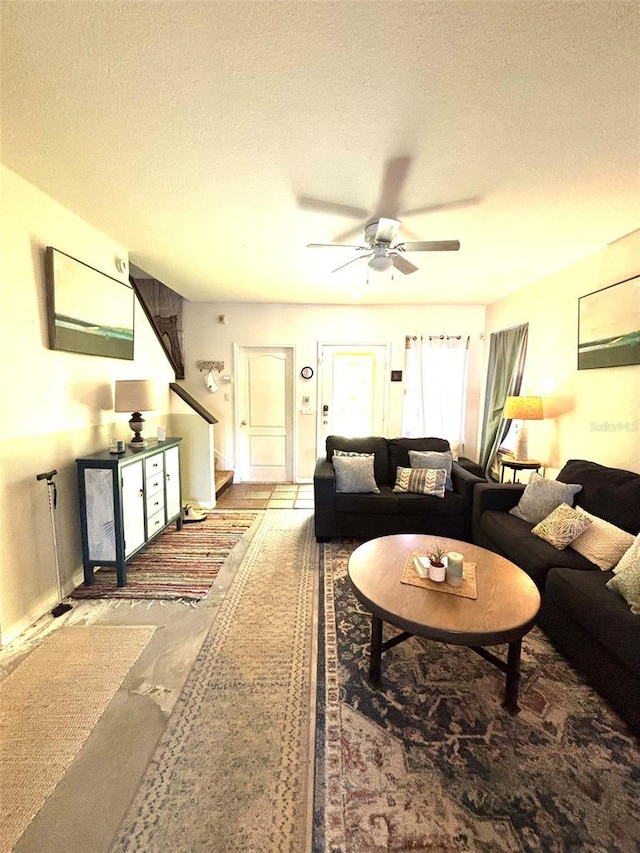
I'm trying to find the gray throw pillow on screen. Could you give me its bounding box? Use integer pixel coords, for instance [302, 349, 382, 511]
[333, 454, 380, 494]
[408, 449, 453, 491]
[509, 472, 582, 525]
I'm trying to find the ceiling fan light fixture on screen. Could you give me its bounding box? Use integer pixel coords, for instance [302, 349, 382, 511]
[368, 254, 393, 273]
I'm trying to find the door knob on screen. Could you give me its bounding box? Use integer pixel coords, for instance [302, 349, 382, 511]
[241, 420, 247, 426]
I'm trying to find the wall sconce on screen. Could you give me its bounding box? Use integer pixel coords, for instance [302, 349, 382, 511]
[197, 360, 224, 393]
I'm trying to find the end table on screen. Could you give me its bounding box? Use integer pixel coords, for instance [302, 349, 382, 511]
[500, 458, 542, 483]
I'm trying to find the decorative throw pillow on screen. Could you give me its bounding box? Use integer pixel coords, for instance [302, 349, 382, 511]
[509, 473, 582, 525]
[570, 514, 636, 570]
[614, 532, 640, 574]
[393, 466, 447, 498]
[333, 454, 380, 494]
[333, 449, 372, 458]
[606, 552, 640, 614]
[408, 450, 454, 491]
[531, 503, 592, 549]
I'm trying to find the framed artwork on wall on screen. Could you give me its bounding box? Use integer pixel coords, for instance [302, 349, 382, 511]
[578, 274, 640, 370]
[45, 247, 135, 359]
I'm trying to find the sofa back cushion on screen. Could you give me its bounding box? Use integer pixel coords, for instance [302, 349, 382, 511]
[557, 459, 640, 535]
[388, 437, 450, 487]
[326, 436, 390, 486]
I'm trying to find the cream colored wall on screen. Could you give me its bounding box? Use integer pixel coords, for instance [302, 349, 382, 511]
[181, 302, 487, 480]
[0, 166, 175, 645]
[484, 229, 640, 475]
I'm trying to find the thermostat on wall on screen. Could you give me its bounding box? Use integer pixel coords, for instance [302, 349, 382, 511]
[300, 366, 314, 379]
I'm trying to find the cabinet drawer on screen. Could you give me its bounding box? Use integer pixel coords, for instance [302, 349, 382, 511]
[146, 492, 165, 519]
[145, 453, 165, 477]
[146, 473, 164, 497]
[147, 508, 165, 538]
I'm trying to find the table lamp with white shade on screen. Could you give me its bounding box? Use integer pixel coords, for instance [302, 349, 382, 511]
[114, 379, 158, 447]
[503, 395, 543, 461]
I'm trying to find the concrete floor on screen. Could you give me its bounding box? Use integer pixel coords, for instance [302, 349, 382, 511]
[3, 490, 304, 853]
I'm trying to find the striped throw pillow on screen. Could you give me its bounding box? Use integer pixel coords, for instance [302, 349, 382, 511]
[393, 467, 447, 497]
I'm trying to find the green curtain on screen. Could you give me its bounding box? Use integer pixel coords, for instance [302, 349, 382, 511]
[479, 323, 529, 478]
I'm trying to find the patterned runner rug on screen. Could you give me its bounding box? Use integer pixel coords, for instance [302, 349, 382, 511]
[315, 540, 640, 852]
[111, 510, 318, 852]
[0, 626, 155, 852]
[71, 511, 259, 600]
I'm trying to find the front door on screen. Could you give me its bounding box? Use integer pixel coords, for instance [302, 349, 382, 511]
[318, 343, 390, 446]
[235, 345, 294, 482]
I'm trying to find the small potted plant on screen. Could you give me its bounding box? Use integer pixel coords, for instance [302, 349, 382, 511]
[426, 542, 447, 582]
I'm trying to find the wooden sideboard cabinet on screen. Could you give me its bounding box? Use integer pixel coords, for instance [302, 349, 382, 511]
[77, 438, 182, 587]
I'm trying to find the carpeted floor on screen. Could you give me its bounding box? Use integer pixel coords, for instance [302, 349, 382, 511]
[70, 511, 259, 600]
[0, 626, 155, 853]
[315, 539, 640, 853]
[110, 509, 318, 853]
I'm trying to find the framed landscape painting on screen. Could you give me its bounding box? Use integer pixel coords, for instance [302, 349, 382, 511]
[46, 247, 134, 359]
[578, 275, 640, 370]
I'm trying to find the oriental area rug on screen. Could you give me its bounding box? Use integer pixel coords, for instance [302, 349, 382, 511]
[111, 510, 318, 853]
[314, 539, 640, 853]
[71, 511, 259, 601]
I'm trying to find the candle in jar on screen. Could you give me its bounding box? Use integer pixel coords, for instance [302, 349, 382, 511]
[446, 551, 464, 586]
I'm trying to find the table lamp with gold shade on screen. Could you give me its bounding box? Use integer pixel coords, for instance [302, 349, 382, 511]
[503, 395, 543, 461]
[114, 379, 158, 447]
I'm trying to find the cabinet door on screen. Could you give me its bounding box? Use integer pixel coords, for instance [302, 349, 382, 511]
[164, 445, 181, 520]
[122, 461, 145, 557]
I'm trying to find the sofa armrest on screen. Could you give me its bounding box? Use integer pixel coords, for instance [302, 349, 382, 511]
[471, 482, 525, 543]
[451, 462, 485, 507]
[313, 457, 337, 540]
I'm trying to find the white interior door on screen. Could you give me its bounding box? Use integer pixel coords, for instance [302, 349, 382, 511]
[236, 346, 294, 482]
[318, 343, 390, 445]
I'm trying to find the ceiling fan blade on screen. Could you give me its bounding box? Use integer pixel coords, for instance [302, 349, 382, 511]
[397, 240, 461, 252]
[297, 196, 369, 220]
[391, 254, 418, 275]
[372, 217, 401, 244]
[307, 243, 368, 249]
[332, 253, 373, 273]
[401, 196, 482, 217]
[373, 155, 413, 218]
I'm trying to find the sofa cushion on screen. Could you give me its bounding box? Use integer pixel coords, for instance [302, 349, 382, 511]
[333, 454, 380, 494]
[399, 490, 468, 517]
[334, 486, 398, 514]
[531, 503, 592, 549]
[326, 435, 389, 486]
[509, 472, 582, 524]
[409, 449, 454, 490]
[480, 510, 598, 587]
[558, 459, 640, 535]
[545, 568, 640, 672]
[393, 466, 447, 497]
[570, 513, 636, 570]
[388, 437, 450, 486]
[607, 555, 640, 614]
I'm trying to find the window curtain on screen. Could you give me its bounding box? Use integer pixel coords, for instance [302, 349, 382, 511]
[401, 334, 470, 446]
[478, 323, 529, 478]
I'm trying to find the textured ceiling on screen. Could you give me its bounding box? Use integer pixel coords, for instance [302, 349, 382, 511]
[2, 1, 639, 305]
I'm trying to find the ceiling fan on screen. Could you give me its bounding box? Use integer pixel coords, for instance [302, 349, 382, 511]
[307, 216, 460, 275]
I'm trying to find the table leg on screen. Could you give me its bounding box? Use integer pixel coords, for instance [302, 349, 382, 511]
[368, 614, 383, 684]
[502, 638, 522, 715]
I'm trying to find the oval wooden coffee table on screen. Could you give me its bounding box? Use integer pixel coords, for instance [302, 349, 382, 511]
[348, 533, 541, 714]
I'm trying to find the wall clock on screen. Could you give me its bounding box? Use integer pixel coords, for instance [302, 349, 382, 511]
[300, 366, 314, 379]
